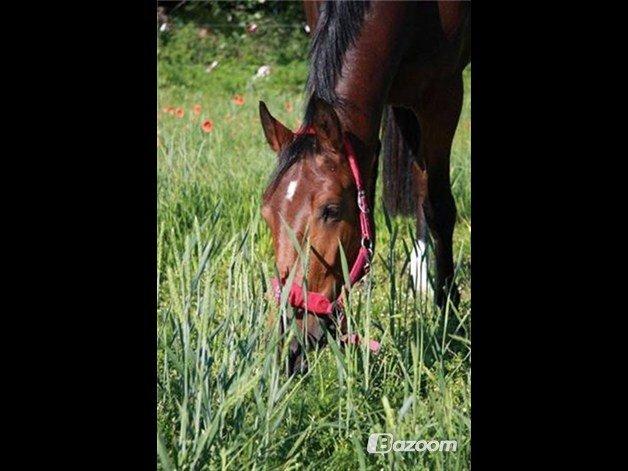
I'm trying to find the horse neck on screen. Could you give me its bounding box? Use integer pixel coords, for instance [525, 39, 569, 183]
[333, 1, 412, 149]
[331, 2, 413, 188]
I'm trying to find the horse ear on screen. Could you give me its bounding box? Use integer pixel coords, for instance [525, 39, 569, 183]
[311, 97, 343, 152]
[259, 101, 294, 152]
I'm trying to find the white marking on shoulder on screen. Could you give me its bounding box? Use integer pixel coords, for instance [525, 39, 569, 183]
[286, 180, 298, 201]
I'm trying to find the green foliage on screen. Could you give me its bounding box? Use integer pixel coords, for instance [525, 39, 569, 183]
[157, 5, 471, 469]
[158, 2, 309, 92]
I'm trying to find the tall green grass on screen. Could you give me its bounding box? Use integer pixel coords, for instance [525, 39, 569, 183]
[158, 24, 471, 470]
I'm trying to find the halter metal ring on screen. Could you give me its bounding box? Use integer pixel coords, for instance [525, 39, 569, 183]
[361, 236, 373, 257]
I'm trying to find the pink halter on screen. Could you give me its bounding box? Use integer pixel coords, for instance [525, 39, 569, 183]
[270, 126, 380, 352]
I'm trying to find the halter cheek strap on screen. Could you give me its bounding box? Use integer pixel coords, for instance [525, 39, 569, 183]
[270, 126, 379, 352]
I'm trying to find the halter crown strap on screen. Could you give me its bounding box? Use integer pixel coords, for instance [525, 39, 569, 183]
[271, 125, 374, 316]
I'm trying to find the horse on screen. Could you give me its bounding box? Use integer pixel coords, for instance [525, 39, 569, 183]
[260, 0, 470, 374]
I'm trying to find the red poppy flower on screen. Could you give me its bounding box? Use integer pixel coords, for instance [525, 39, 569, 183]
[201, 119, 214, 133]
[232, 94, 245, 106]
[193, 104, 202, 116]
[175, 107, 185, 118]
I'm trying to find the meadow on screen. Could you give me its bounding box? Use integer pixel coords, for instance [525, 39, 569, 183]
[157, 12, 471, 470]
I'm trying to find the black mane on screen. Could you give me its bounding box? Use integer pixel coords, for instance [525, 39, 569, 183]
[264, 1, 370, 199]
[305, 0, 371, 112]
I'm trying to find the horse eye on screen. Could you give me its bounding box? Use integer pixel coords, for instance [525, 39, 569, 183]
[321, 204, 340, 222]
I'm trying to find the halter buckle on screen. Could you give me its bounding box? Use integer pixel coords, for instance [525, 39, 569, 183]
[361, 236, 373, 258]
[357, 190, 369, 214]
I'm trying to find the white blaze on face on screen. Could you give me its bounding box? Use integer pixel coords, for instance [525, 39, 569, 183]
[285, 180, 298, 201]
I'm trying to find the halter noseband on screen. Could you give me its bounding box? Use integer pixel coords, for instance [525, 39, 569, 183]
[270, 126, 375, 317]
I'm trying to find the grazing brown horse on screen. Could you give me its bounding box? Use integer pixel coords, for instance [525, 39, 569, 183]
[260, 0, 470, 374]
